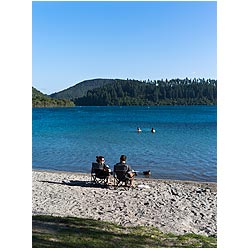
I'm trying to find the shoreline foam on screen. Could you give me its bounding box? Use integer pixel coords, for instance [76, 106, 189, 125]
[32, 170, 217, 236]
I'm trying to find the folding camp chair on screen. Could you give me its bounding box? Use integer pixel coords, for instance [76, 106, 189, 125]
[113, 163, 134, 188]
[91, 162, 109, 185]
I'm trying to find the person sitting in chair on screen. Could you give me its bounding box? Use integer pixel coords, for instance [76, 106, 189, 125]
[95, 155, 111, 178]
[114, 155, 135, 187]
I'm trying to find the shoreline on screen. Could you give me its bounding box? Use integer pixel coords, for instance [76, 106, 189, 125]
[32, 169, 217, 236]
[32, 168, 217, 186]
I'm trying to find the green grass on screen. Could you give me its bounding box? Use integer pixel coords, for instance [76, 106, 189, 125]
[32, 215, 217, 248]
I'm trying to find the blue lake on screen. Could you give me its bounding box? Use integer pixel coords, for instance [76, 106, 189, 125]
[32, 106, 217, 182]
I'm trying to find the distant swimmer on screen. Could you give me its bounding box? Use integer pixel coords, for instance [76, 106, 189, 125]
[137, 127, 142, 133]
[151, 128, 156, 133]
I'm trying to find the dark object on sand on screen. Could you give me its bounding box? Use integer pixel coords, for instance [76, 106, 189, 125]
[143, 170, 151, 176]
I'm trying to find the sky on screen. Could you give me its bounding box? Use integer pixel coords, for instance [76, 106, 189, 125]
[32, 1, 217, 94]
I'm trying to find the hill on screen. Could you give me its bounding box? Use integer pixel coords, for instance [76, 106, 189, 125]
[50, 78, 116, 100]
[32, 87, 75, 107]
[39, 77, 216, 106]
[74, 78, 217, 106]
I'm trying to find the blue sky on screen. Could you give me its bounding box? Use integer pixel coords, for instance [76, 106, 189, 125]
[32, 1, 217, 94]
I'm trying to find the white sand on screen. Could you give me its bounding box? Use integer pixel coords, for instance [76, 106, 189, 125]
[32, 170, 217, 236]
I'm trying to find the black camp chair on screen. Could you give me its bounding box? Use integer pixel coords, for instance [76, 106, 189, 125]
[91, 162, 110, 185]
[113, 163, 134, 188]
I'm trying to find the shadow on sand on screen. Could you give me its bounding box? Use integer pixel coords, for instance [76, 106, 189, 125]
[39, 180, 110, 188]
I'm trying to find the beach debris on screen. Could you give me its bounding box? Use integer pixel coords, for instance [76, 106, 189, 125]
[62, 180, 71, 184]
[171, 188, 178, 196]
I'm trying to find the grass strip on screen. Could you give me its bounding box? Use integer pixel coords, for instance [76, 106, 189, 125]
[32, 215, 216, 248]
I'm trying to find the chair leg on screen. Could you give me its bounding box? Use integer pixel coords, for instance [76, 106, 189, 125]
[114, 178, 120, 189]
[104, 177, 108, 185]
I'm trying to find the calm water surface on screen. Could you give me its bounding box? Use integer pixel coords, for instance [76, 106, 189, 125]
[32, 106, 217, 182]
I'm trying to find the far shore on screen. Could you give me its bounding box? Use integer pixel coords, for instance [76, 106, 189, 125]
[32, 169, 217, 236]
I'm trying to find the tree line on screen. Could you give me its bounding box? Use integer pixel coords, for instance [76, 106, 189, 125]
[32, 87, 75, 107]
[74, 78, 217, 106]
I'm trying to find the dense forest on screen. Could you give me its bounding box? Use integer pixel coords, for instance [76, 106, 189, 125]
[32, 87, 75, 107]
[74, 78, 217, 106]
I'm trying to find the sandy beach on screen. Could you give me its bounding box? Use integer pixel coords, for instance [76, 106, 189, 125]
[32, 170, 217, 237]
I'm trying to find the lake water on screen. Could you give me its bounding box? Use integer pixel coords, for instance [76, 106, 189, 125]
[32, 106, 217, 182]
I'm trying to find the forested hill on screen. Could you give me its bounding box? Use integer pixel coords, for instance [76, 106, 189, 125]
[50, 78, 116, 100]
[73, 78, 217, 106]
[34, 78, 217, 107]
[32, 87, 75, 107]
